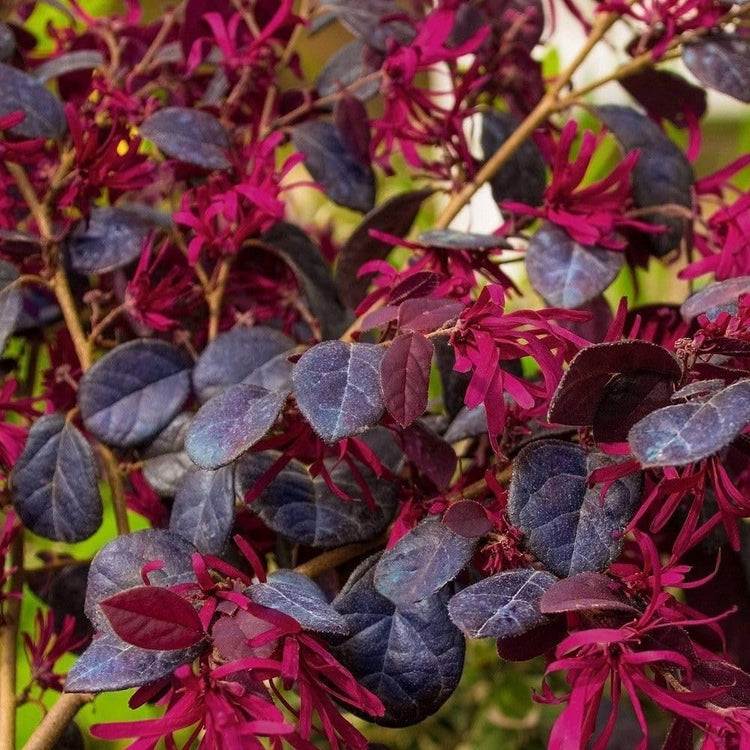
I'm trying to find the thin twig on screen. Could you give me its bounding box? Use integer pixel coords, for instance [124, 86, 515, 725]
[293, 532, 388, 578]
[100, 446, 130, 536]
[21, 692, 94, 750]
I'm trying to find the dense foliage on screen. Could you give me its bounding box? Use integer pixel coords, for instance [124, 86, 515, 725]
[0, 0, 748, 748]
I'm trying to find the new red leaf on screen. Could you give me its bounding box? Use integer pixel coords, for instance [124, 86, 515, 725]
[380, 332, 434, 427]
[100, 586, 204, 651]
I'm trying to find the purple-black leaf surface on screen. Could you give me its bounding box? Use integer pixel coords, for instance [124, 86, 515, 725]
[10, 414, 102, 542]
[507, 441, 642, 577]
[169, 466, 235, 554]
[680, 276, 750, 322]
[328, 554, 464, 727]
[315, 39, 381, 100]
[293, 340, 385, 443]
[373, 516, 477, 606]
[322, 0, 414, 50]
[683, 34, 750, 103]
[141, 412, 194, 497]
[0, 259, 22, 352]
[628, 379, 750, 467]
[447, 569, 558, 639]
[185, 383, 288, 469]
[78, 340, 191, 448]
[247, 570, 349, 635]
[139, 107, 231, 170]
[0, 61, 66, 138]
[526, 222, 624, 308]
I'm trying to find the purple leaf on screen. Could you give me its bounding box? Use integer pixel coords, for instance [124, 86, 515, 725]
[78, 340, 192, 448]
[100, 586, 203, 651]
[0, 259, 22, 352]
[292, 120, 375, 213]
[397, 297, 464, 332]
[448, 569, 558, 639]
[169, 466, 235, 554]
[547, 340, 681, 442]
[315, 39, 381, 100]
[402, 420, 458, 490]
[443, 404, 488, 443]
[481, 110, 546, 207]
[443, 500, 493, 538]
[380, 331, 433, 427]
[526, 222, 624, 308]
[0, 61, 66, 138]
[680, 276, 750, 321]
[192, 325, 293, 402]
[142, 412, 194, 497]
[539, 572, 638, 614]
[293, 340, 385, 443]
[140, 107, 231, 170]
[185, 383, 288, 469]
[683, 33, 750, 103]
[507, 441, 642, 577]
[335, 189, 433, 308]
[323, 0, 415, 51]
[33, 50, 104, 83]
[65, 630, 201, 692]
[10, 414, 102, 542]
[628, 379, 750, 467]
[85, 529, 196, 634]
[373, 517, 477, 606]
[247, 570, 349, 635]
[328, 554, 464, 727]
[417, 229, 509, 251]
[495, 618, 567, 662]
[334, 94, 371, 165]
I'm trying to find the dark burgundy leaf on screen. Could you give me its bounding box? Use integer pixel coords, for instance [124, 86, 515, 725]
[328, 554, 464, 727]
[448, 569, 558, 639]
[239, 449, 398, 548]
[185, 383, 288, 469]
[293, 340, 385, 443]
[79, 340, 192, 448]
[596, 105, 693, 256]
[417, 229, 508, 251]
[402, 420, 458, 490]
[443, 500, 493, 538]
[334, 94, 371, 165]
[374, 516, 477, 606]
[323, 0, 415, 50]
[495, 617, 567, 662]
[692, 660, 750, 708]
[548, 340, 681, 442]
[169, 466, 235, 554]
[101, 586, 203, 650]
[67, 206, 166, 274]
[10, 414, 102, 542]
[292, 120, 375, 213]
[680, 276, 750, 321]
[628, 379, 750, 467]
[0, 259, 22, 352]
[539, 572, 638, 614]
[140, 107, 231, 170]
[619, 68, 706, 127]
[316, 39, 380, 101]
[33, 50, 104, 83]
[142, 412, 194, 497]
[481, 110, 546, 207]
[380, 331, 433, 427]
[247, 570, 349, 635]
[85, 529, 196, 633]
[0, 61, 66, 138]
[192, 325, 293, 402]
[397, 298, 464, 332]
[683, 34, 750, 103]
[65, 630, 201, 692]
[507, 441, 642, 577]
[335, 189, 433, 308]
[663, 719, 695, 750]
[526, 222, 624, 308]
[388, 271, 442, 304]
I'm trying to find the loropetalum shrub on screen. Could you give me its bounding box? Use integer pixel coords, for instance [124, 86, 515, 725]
[0, 0, 748, 748]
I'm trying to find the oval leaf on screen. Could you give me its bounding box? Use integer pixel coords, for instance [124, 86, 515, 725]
[0, 62, 66, 138]
[374, 516, 476, 606]
[169, 466, 235, 554]
[0, 260, 22, 352]
[293, 340, 385, 443]
[380, 331, 433, 427]
[185, 383, 288, 469]
[292, 120, 375, 213]
[10, 414, 102, 542]
[507, 441, 642, 577]
[315, 39, 380, 100]
[443, 500, 493, 538]
[448, 569, 558, 639]
[526, 222, 624, 308]
[328, 554, 465, 727]
[539, 572, 638, 614]
[683, 34, 750, 103]
[142, 413, 194, 497]
[680, 276, 750, 321]
[192, 325, 293, 402]
[247, 570, 349, 635]
[140, 107, 230, 170]
[628, 379, 750, 467]
[78, 340, 191, 448]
